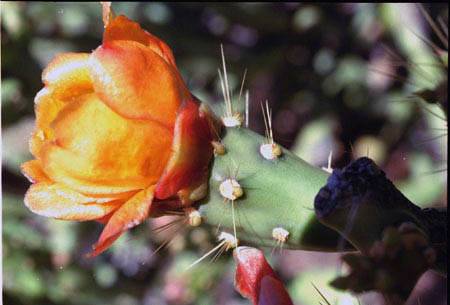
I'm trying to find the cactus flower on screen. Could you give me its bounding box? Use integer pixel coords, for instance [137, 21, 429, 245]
[233, 247, 294, 305]
[21, 15, 220, 257]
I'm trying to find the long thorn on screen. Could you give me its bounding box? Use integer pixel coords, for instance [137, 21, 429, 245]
[221, 44, 232, 114]
[238, 68, 248, 111]
[261, 102, 270, 142]
[419, 103, 447, 121]
[126, 217, 183, 243]
[417, 4, 448, 49]
[151, 217, 185, 233]
[232, 200, 237, 242]
[367, 66, 417, 87]
[233, 160, 242, 181]
[312, 282, 332, 305]
[211, 244, 226, 263]
[148, 219, 186, 261]
[415, 133, 447, 145]
[245, 90, 249, 128]
[408, 27, 442, 54]
[218, 69, 231, 118]
[437, 16, 448, 38]
[271, 241, 277, 258]
[186, 240, 226, 270]
[328, 151, 333, 169]
[266, 101, 274, 143]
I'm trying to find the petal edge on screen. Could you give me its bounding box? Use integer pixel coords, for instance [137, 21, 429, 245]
[87, 185, 156, 257]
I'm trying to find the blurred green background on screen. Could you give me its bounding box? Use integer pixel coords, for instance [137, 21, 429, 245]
[2, 3, 447, 305]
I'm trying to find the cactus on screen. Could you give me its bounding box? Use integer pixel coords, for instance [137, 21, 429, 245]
[193, 125, 446, 304]
[314, 157, 446, 275]
[196, 126, 354, 252]
[329, 225, 442, 305]
[313, 157, 446, 303]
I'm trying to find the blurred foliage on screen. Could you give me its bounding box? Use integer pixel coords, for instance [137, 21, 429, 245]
[2, 2, 447, 305]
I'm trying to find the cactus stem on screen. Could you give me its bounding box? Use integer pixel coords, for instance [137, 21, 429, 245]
[314, 157, 447, 275]
[199, 127, 353, 252]
[187, 231, 238, 269]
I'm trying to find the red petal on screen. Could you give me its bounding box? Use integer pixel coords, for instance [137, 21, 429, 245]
[233, 247, 294, 305]
[154, 98, 219, 205]
[87, 185, 155, 257]
[95, 212, 114, 225]
[259, 276, 294, 305]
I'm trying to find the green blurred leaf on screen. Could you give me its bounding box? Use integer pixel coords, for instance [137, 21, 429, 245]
[397, 152, 446, 207]
[94, 263, 118, 288]
[1, 78, 22, 108]
[322, 56, 367, 97]
[1, 2, 27, 39]
[292, 6, 322, 32]
[292, 116, 340, 167]
[288, 267, 361, 305]
[30, 38, 76, 68]
[2, 117, 34, 173]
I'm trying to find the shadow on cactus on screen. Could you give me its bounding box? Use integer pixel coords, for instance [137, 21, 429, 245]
[314, 157, 446, 304]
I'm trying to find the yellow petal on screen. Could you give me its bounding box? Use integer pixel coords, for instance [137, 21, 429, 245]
[21, 160, 50, 183]
[31, 53, 94, 156]
[40, 93, 172, 196]
[30, 88, 65, 157]
[42, 53, 93, 101]
[24, 182, 123, 220]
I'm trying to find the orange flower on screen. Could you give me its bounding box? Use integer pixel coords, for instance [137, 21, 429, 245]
[21, 15, 221, 257]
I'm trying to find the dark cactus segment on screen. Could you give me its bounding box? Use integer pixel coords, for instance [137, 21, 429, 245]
[330, 225, 440, 305]
[197, 127, 354, 252]
[314, 157, 447, 276]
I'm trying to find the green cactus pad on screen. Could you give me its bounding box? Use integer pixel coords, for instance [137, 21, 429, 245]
[197, 127, 353, 252]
